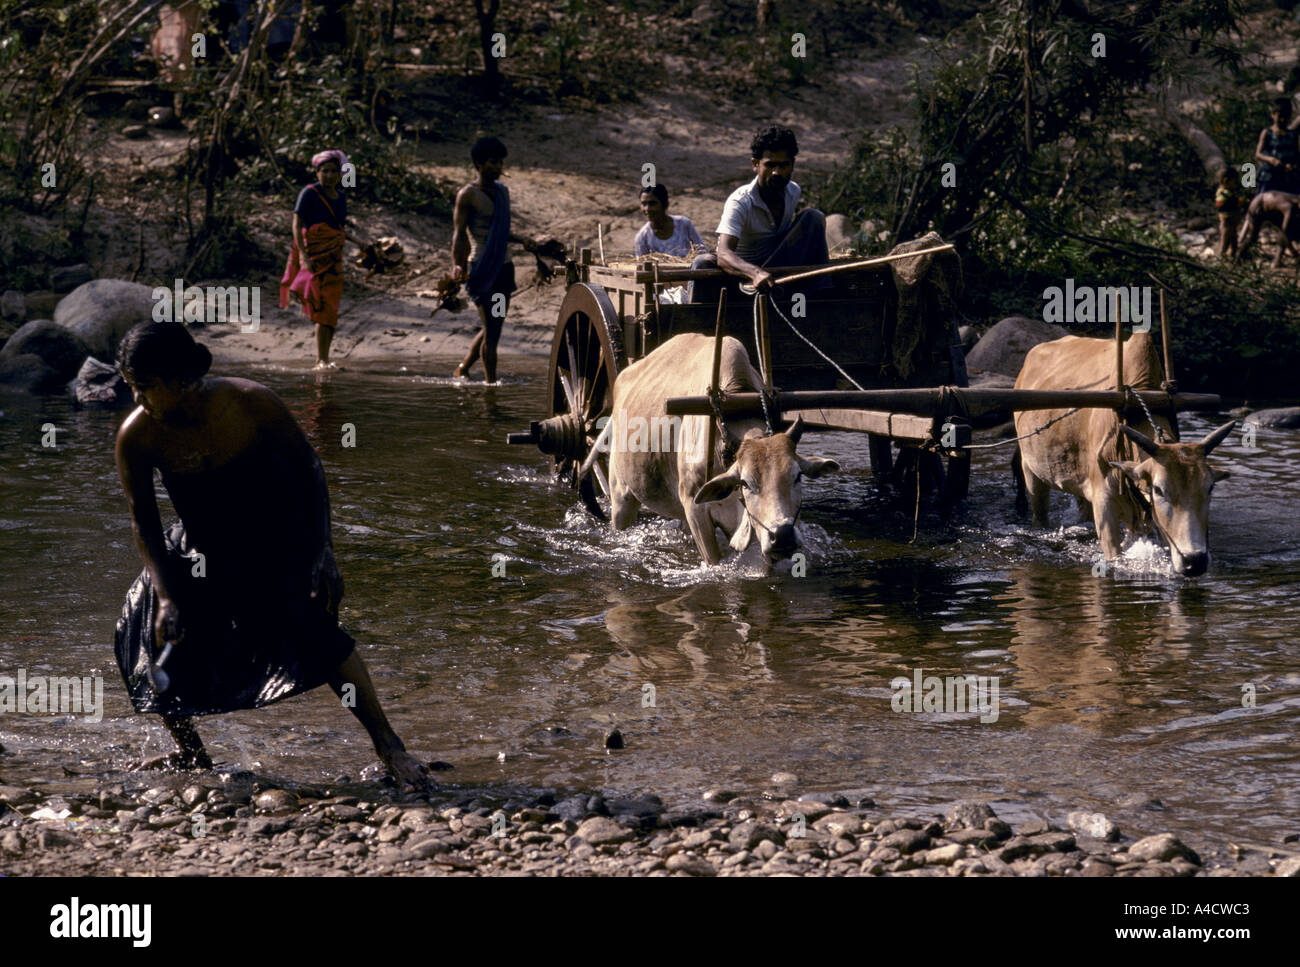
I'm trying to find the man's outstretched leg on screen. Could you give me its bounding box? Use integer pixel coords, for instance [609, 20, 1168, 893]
[329, 650, 428, 786]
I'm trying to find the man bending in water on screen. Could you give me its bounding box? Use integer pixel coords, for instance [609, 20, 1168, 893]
[113, 320, 426, 785]
[1236, 190, 1300, 266]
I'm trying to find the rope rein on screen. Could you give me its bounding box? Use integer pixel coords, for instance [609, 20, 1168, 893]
[761, 294, 867, 391]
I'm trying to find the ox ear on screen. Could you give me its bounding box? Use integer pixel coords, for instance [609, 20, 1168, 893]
[785, 415, 805, 444]
[797, 455, 841, 479]
[1120, 424, 1160, 457]
[1212, 466, 1231, 483]
[1105, 459, 1147, 487]
[729, 514, 755, 552]
[694, 467, 741, 504]
[1201, 420, 1239, 455]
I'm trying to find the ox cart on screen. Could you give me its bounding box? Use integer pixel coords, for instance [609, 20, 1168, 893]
[507, 240, 1222, 518]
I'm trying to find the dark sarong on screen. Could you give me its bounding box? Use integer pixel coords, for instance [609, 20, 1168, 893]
[114, 441, 355, 717]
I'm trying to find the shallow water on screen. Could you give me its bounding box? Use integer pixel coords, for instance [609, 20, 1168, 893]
[1, 356, 1297, 847]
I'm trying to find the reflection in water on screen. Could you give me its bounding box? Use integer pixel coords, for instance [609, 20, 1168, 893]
[0, 360, 1296, 846]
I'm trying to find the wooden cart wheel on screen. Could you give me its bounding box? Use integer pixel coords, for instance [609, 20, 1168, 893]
[546, 283, 625, 519]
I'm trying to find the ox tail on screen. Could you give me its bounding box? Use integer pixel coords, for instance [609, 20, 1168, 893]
[1012, 445, 1028, 517]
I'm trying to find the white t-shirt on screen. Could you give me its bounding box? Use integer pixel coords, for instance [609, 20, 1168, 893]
[716, 177, 801, 263]
[633, 215, 706, 257]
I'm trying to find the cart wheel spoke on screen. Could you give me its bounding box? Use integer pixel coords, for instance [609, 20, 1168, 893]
[592, 461, 610, 499]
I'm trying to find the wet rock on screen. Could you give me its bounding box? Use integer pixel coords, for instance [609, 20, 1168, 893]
[1274, 856, 1300, 877]
[0, 786, 37, 806]
[665, 853, 716, 876]
[585, 794, 608, 816]
[38, 828, 78, 849]
[121, 124, 148, 139]
[1016, 819, 1050, 836]
[984, 818, 1012, 840]
[812, 813, 863, 837]
[1117, 793, 1165, 811]
[49, 264, 94, 293]
[880, 829, 930, 855]
[1233, 851, 1271, 875]
[702, 788, 738, 804]
[965, 316, 1067, 377]
[770, 772, 799, 788]
[925, 843, 964, 865]
[147, 106, 177, 127]
[1027, 832, 1076, 853]
[801, 791, 855, 809]
[603, 728, 624, 750]
[53, 279, 158, 361]
[574, 816, 630, 846]
[180, 785, 207, 807]
[728, 821, 785, 851]
[326, 804, 363, 822]
[70, 356, 132, 409]
[1245, 406, 1300, 429]
[1067, 810, 1119, 842]
[781, 799, 831, 824]
[1128, 833, 1199, 865]
[1081, 858, 1116, 876]
[946, 828, 998, 848]
[945, 800, 997, 831]
[407, 836, 451, 859]
[141, 787, 174, 806]
[551, 796, 588, 822]
[254, 789, 299, 814]
[0, 353, 63, 393]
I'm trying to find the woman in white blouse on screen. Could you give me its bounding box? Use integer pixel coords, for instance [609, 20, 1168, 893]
[634, 184, 706, 258]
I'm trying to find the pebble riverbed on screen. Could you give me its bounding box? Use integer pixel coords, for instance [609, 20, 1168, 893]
[1, 770, 1298, 877]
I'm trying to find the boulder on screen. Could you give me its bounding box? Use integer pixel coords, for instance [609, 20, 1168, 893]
[965, 316, 1068, 377]
[0, 319, 90, 381]
[957, 325, 978, 354]
[53, 279, 158, 361]
[1245, 407, 1300, 429]
[825, 213, 856, 255]
[49, 264, 94, 293]
[70, 356, 132, 409]
[24, 291, 60, 320]
[0, 353, 64, 394]
[1, 290, 24, 321]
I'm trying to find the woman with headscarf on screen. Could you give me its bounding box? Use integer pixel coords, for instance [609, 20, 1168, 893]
[281, 149, 369, 369]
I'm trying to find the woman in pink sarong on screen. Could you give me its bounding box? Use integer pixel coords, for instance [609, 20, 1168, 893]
[280, 149, 368, 369]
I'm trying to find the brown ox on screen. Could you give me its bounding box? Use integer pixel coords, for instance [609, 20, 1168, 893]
[1012, 332, 1235, 577]
[605, 333, 839, 566]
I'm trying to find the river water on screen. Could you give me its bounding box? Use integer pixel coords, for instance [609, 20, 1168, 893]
[1, 356, 1296, 849]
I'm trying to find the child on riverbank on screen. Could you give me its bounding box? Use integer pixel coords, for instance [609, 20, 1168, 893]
[1215, 168, 1249, 259]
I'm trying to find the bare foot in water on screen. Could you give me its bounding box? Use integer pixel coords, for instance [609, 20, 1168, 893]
[382, 747, 430, 788]
[130, 749, 214, 772]
[451, 364, 468, 380]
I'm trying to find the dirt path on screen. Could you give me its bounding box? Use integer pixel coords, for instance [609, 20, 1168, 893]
[199, 48, 926, 371]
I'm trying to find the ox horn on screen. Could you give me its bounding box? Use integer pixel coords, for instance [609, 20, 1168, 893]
[1200, 419, 1239, 455]
[785, 414, 805, 444]
[1120, 423, 1160, 457]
